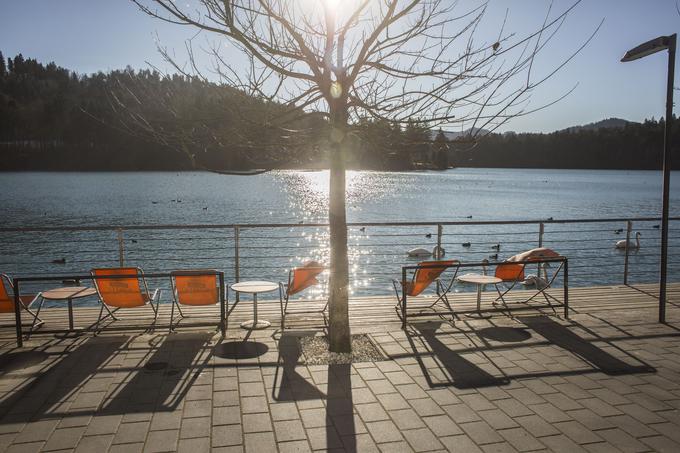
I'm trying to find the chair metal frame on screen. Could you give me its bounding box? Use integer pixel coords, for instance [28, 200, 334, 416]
[169, 269, 227, 334]
[1, 273, 44, 335]
[278, 266, 327, 331]
[493, 258, 566, 309]
[90, 267, 161, 332]
[393, 260, 460, 323]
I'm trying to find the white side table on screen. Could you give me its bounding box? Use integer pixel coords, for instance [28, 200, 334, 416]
[230, 281, 278, 329]
[456, 274, 502, 318]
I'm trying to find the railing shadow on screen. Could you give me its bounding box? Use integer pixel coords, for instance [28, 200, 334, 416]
[518, 315, 655, 375]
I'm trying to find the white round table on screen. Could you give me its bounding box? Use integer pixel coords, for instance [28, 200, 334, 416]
[230, 281, 278, 330]
[456, 274, 502, 318]
[42, 286, 98, 336]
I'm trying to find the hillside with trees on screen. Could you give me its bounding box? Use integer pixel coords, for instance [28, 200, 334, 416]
[1, 52, 678, 171]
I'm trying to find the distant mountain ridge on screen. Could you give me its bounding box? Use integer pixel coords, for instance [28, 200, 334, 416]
[431, 117, 637, 140]
[559, 117, 636, 133]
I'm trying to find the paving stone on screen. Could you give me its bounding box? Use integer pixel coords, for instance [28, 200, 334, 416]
[177, 436, 211, 453]
[181, 416, 212, 438]
[477, 408, 519, 430]
[150, 411, 183, 431]
[539, 434, 588, 453]
[4, 441, 45, 453]
[144, 429, 179, 452]
[74, 434, 114, 452]
[422, 414, 463, 437]
[356, 402, 390, 422]
[592, 428, 648, 453]
[498, 427, 545, 451]
[553, 421, 602, 445]
[528, 402, 572, 424]
[212, 424, 243, 447]
[244, 432, 276, 452]
[109, 441, 145, 453]
[410, 398, 446, 417]
[640, 435, 680, 453]
[402, 427, 443, 452]
[366, 420, 403, 443]
[377, 392, 411, 411]
[269, 402, 300, 421]
[273, 420, 306, 442]
[42, 426, 87, 451]
[277, 439, 312, 453]
[112, 421, 150, 445]
[459, 421, 503, 445]
[300, 408, 328, 428]
[377, 440, 414, 452]
[306, 426, 343, 450]
[13, 419, 59, 444]
[82, 414, 122, 436]
[241, 396, 269, 414]
[443, 403, 482, 424]
[439, 434, 483, 453]
[391, 408, 427, 430]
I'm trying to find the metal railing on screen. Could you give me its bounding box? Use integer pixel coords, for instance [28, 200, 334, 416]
[1, 216, 679, 302]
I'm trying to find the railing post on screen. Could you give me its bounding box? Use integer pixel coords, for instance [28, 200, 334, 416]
[13, 278, 22, 348]
[234, 226, 240, 303]
[563, 259, 569, 319]
[436, 224, 443, 259]
[117, 228, 124, 267]
[623, 220, 632, 285]
[402, 266, 407, 330]
[436, 224, 443, 294]
[538, 222, 545, 277]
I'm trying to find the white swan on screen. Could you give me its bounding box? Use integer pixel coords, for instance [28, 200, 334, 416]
[615, 232, 641, 249]
[522, 275, 549, 289]
[407, 245, 445, 258]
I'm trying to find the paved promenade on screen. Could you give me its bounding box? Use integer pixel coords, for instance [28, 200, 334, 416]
[1, 295, 680, 452]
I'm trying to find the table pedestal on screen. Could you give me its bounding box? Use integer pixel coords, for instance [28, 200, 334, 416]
[239, 292, 272, 330]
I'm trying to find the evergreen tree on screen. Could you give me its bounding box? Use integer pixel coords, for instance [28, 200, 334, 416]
[0, 51, 6, 77]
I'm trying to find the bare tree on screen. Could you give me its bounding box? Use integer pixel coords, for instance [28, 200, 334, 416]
[131, 0, 597, 352]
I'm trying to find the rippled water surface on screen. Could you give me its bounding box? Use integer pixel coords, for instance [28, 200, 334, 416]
[1, 169, 679, 300]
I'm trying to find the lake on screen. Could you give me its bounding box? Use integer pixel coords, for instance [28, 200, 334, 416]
[1, 169, 678, 300]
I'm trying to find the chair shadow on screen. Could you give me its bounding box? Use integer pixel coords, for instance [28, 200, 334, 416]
[518, 315, 656, 375]
[408, 321, 510, 389]
[100, 331, 214, 414]
[0, 335, 129, 422]
[272, 332, 325, 402]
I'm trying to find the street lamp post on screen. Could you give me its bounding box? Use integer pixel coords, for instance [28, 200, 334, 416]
[621, 34, 676, 323]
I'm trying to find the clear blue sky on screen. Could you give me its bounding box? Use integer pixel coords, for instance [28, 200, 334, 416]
[1, 0, 678, 133]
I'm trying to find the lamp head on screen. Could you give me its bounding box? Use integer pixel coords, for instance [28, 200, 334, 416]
[621, 35, 674, 62]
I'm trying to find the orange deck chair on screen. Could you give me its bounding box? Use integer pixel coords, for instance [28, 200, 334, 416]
[494, 248, 564, 306]
[392, 260, 459, 319]
[170, 270, 224, 333]
[91, 267, 161, 330]
[279, 261, 326, 331]
[0, 273, 44, 334]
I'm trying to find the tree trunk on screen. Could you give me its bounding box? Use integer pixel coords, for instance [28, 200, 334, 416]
[328, 109, 351, 353]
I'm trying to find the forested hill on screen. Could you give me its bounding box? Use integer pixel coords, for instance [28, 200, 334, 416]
[1, 51, 678, 171]
[455, 117, 680, 170]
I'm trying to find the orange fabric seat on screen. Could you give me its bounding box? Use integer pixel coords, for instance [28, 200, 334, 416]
[404, 260, 457, 297]
[279, 261, 326, 331]
[287, 261, 324, 297]
[173, 273, 219, 306]
[90, 267, 161, 330]
[495, 262, 525, 282]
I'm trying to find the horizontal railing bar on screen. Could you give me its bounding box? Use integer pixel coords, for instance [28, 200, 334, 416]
[2, 216, 679, 233]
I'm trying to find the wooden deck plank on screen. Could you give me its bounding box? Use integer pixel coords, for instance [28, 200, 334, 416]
[1, 282, 678, 340]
